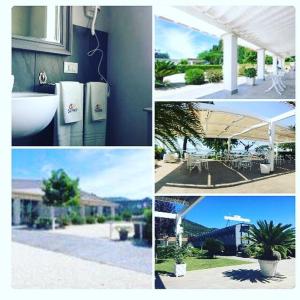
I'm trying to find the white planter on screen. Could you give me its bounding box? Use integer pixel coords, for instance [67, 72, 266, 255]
[174, 263, 186, 277]
[258, 259, 279, 277]
[260, 163, 271, 174]
[246, 77, 256, 85]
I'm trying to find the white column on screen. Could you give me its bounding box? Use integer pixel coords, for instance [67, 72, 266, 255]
[111, 207, 116, 218]
[269, 121, 275, 172]
[79, 205, 85, 217]
[257, 49, 265, 80]
[97, 206, 103, 215]
[272, 55, 278, 75]
[176, 216, 182, 246]
[222, 33, 238, 94]
[12, 199, 21, 225]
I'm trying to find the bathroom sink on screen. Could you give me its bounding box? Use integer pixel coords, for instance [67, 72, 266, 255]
[12, 92, 59, 138]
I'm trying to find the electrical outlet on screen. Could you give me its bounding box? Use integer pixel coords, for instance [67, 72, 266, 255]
[64, 62, 78, 74]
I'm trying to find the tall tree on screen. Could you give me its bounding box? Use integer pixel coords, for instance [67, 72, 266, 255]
[155, 102, 204, 155]
[42, 169, 80, 230]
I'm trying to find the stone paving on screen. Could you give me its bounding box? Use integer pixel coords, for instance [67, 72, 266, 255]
[12, 242, 152, 289]
[157, 258, 295, 289]
[12, 227, 152, 274]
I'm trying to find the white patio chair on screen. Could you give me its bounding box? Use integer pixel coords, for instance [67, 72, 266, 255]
[265, 75, 283, 95]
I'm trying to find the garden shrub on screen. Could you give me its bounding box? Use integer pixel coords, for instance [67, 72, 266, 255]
[185, 69, 205, 85]
[179, 59, 188, 65]
[156, 245, 176, 260]
[177, 64, 222, 73]
[57, 215, 71, 227]
[34, 217, 52, 229]
[114, 215, 122, 221]
[189, 246, 207, 258]
[203, 238, 224, 258]
[71, 214, 86, 225]
[155, 60, 177, 86]
[86, 216, 97, 224]
[239, 64, 255, 76]
[122, 210, 132, 222]
[97, 215, 106, 223]
[206, 69, 223, 83]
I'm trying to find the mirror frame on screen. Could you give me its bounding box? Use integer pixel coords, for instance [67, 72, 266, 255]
[12, 6, 72, 56]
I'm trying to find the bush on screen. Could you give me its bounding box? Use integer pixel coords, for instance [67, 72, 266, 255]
[114, 215, 122, 221]
[156, 245, 176, 260]
[244, 67, 257, 78]
[189, 246, 207, 258]
[155, 145, 166, 160]
[180, 59, 188, 65]
[206, 69, 223, 83]
[122, 210, 132, 222]
[86, 216, 97, 224]
[177, 64, 222, 73]
[185, 69, 205, 85]
[34, 217, 52, 229]
[203, 238, 224, 258]
[97, 215, 106, 223]
[57, 215, 71, 227]
[240, 246, 253, 258]
[238, 64, 255, 76]
[155, 60, 177, 85]
[71, 214, 86, 225]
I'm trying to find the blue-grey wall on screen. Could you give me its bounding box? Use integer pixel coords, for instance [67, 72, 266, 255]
[12, 25, 108, 145]
[106, 7, 152, 146]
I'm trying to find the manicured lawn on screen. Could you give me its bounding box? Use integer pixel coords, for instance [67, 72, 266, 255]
[155, 257, 253, 274]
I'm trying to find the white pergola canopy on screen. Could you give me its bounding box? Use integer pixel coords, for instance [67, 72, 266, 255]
[196, 104, 295, 143]
[157, 6, 295, 57]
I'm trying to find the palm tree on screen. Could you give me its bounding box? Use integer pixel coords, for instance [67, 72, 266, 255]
[155, 102, 204, 155]
[247, 220, 295, 260]
[155, 60, 177, 85]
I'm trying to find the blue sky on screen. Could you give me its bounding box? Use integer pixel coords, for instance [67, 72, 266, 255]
[183, 196, 295, 229]
[155, 17, 219, 59]
[12, 149, 153, 199]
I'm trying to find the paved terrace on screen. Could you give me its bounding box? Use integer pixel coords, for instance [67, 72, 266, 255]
[156, 257, 295, 289]
[155, 71, 295, 100]
[12, 227, 152, 274]
[155, 160, 295, 194]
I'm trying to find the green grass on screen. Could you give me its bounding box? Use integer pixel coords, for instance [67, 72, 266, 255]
[155, 257, 253, 274]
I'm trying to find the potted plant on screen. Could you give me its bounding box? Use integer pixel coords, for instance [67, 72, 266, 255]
[173, 236, 190, 277]
[244, 67, 257, 86]
[247, 220, 295, 277]
[119, 228, 129, 241]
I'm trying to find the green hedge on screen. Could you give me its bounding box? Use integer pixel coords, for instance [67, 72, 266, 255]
[177, 64, 222, 73]
[86, 216, 97, 224]
[34, 217, 52, 229]
[97, 215, 106, 223]
[185, 69, 205, 85]
[71, 214, 86, 225]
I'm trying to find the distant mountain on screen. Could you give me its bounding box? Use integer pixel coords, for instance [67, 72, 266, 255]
[183, 219, 215, 237]
[104, 197, 152, 215]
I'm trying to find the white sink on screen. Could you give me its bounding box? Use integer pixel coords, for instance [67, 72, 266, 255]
[12, 92, 59, 138]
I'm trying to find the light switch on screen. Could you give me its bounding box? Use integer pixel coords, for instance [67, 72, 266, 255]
[64, 62, 78, 74]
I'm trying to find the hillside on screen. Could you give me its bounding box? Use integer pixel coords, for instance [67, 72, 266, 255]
[182, 219, 215, 237]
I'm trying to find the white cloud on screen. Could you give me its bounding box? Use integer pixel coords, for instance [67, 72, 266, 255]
[41, 163, 55, 177]
[156, 28, 213, 59]
[79, 150, 153, 199]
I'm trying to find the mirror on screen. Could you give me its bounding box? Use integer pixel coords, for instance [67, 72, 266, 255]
[12, 6, 72, 55]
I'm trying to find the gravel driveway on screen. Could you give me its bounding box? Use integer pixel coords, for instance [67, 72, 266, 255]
[12, 228, 152, 274]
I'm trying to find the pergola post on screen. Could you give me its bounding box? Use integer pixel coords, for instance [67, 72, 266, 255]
[175, 216, 182, 246]
[272, 54, 278, 75]
[257, 49, 265, 80]
[227, 138, 231, 159]
[222, 33, 238, 94]
[269, 121, 275, 172]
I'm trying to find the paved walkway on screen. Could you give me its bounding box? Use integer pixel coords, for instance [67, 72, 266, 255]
[155, 161, 295, 194]
[12, 242, 152, 289]
[12, 227, 152, 274]
[157, 258, 295, 289]
[155, 71, 295, 100]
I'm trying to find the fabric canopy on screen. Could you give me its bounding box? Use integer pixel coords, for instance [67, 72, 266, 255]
[156, 6, 295, 57]
[195, 105, 295, 143]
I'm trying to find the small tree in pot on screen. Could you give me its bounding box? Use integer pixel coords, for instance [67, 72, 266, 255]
[244, 67, 257, 86]
[247, 220, 295, 277]
[173, 235, 191, 277]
